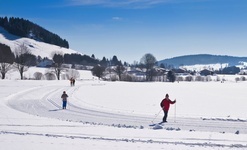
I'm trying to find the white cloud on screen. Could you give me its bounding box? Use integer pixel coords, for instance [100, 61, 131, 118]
[66, 0, 177, 9]
[112, 17, 123, 21]
[68, 0, 107, 6]
[65, 0, 211, 9]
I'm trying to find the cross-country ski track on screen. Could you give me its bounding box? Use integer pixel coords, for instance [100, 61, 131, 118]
[2, 80, 247, 149]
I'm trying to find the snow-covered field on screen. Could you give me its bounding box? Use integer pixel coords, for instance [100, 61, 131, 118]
[1, 19, 247, 149]
[1, 76, 247, 149]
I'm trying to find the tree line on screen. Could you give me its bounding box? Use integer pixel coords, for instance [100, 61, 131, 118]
[0, 42, 182, 82]
[0, 43, 126, 80]
[0, 17, 69, 48]
[1, 42, 242, 81]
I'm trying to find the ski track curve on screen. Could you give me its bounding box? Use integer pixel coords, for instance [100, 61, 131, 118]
[6, 81, 247, 135]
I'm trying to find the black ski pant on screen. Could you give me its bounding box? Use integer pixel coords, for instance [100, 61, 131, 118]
[163, 110, 168, 122]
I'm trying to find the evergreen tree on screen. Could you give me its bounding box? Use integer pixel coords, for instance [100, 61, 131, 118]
[222, 66, 240, 74]
[91, 65, 105, 79]
[112, 55, 119, 66]
[100, 57, 108, 67]
[167, 70, 176, 82]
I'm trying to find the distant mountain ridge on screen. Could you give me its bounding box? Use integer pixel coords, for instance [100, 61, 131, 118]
[158, 54, 247, 67]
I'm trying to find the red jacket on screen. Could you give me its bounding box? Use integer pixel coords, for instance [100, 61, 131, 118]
[160, 98, 176, 111]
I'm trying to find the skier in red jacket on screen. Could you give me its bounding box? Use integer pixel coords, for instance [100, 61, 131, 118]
[160, 94, 176, 123]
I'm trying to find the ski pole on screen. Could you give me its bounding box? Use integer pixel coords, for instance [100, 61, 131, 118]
[151, 109, 163, 123]
[174, 99, 177, 123]
[67, 100, 69, 110]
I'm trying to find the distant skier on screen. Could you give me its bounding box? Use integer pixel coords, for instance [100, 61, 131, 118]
[61, 91, 68, 109]
[160, 94, 176, 123]
[72, 78, 75, 86]
[70, 78, 73, 86]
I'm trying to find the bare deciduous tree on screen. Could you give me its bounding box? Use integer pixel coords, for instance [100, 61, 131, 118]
[140, 53, 157, 81]
[14, 43, 32, 80]
[52, 52, 64, 80]
[0, 43, 15, 79]
[0, 62, 12, 79]
[115, 64, 125, 81]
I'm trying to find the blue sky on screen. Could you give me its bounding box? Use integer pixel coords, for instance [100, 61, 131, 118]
[1, 0, 247, 63]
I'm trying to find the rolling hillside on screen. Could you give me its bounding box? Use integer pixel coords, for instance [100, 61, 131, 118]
[0, 26, 81, 59]
[159, 54, 247, 68]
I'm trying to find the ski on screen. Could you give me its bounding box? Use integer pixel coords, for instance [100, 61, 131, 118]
[149, 121, 165, 126]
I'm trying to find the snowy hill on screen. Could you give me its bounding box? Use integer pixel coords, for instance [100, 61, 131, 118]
[0, 26, 82, 59]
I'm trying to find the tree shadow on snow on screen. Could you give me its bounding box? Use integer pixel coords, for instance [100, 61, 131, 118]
[0, 27, 21, 41]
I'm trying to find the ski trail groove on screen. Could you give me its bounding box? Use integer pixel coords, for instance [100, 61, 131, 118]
[1, 130, 247, 149]
[6, 82, 247, 134]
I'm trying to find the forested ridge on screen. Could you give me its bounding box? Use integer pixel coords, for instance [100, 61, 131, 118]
[0, 16, 69, 48]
